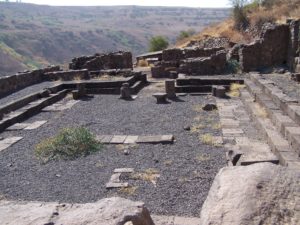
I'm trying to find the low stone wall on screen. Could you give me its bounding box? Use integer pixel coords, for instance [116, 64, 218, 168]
[0, 66, 60, 98]
[44, 69, 89, 81]
[69, 51, 133, 71]
[184, 47, 224, 59]
[239, 24, 290, 72]
[179, 51, 227, 75]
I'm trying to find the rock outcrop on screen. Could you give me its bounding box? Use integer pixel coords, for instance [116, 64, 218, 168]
[200, 163, 300, 225]
[0, 197, 154, 225]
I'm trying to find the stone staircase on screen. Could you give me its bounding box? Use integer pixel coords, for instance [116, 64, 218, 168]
[175, 77, 243, 93]
[241, 73, 300, 169]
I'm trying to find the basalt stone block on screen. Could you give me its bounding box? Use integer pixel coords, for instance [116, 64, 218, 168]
[165, 80, 176, 99]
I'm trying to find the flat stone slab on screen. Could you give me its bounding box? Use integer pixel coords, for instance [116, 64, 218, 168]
[114, 168, 134, 173]
[239, 151, 279, 166]
[24, 121, 47, 130]
[0, 137, 23, 152]
[110, 135, 127, 144]
[222, 128, 244, 136]
[97, 135, 174, 144]
[124, 136, 138, 144]
[7, 123, 30, 131]
[136, 135, 174, 144]
[43, 100, 79, 111]
[7, 121, 47, 131]
[109, 173, 121, 183]
[106, 182, 129, 189]
[99, 135, 113, 144]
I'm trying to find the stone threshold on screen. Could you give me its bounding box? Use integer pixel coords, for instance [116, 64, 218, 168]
[96, 135, 174, 144]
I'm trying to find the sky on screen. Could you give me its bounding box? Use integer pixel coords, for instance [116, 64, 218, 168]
[21, 0, 231, 8]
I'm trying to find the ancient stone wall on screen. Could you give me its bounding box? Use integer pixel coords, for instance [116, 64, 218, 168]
[239, 24, 290, 72]
[179, 50, 227, 75]
[44, 69, 89, 81]
[0, 66, 60, 98]
[184, 47, 224, 59]
[69, 51, 133, 71]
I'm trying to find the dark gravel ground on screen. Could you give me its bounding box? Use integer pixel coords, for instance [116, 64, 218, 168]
[0, 81, 54, 106]
[0, 84, 226, 217]
[261, 73, 300, 101]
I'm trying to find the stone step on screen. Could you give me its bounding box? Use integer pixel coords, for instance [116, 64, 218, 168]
[240, 88, 300, 169]
[244, 79, 300, 156]
[249, 74, 300, 126]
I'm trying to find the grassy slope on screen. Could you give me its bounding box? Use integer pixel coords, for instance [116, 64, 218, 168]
[176, 0, 300, 47]
[0, 3, 230, 75]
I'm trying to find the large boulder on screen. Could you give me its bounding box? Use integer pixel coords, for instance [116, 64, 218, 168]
[0, 197, 154, 225]
[200, 163, 300, 225]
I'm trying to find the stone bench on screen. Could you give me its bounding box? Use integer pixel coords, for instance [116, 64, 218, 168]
[152, 92, 167, 104]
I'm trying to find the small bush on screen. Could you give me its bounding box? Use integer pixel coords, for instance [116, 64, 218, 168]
[231, 0, 250, 30]
[227, 59, 241, 74]
[35, 127, 102, 163]
[137, 59, 149, 67]
[149, 36, 169, 52]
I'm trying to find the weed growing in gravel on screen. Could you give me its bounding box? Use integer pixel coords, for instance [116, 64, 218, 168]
[255, 104, 268, 118]
[131, 168, 160, 186]
[35, 127, 102, 164]
[163, 160, 173, 166]
[118, 186, 138, 196]
[212, 123, 221, 130]
[195, 153, 211, 162]
[227, 83, 245, 97]
[190, 124, 206, 133]
[200, 134, 219, 146]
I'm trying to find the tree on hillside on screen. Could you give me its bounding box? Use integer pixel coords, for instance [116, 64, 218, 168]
[149, 36, 169, 52]
[230, 0, 250, 30]
[176, 29, 196, 41]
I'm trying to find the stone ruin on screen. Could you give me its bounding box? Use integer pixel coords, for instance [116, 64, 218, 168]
[69, 51, 133, 71]
[150, 19, 300, 78]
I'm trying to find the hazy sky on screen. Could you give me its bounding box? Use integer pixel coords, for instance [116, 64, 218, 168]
[21, 0, 231, 8]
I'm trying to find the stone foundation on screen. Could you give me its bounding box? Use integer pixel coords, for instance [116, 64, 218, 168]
[0, 66, 60, 98]
[69, 51, 133, 70]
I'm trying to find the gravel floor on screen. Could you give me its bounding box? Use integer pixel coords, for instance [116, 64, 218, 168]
[0, 84, 226, 217]
[261, 73, 300, 101]
[0, 81, 54, 106]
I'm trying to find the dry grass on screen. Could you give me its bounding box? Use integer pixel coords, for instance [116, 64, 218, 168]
[192, 104, 204, 113]
[118, 186, 138, 196]
[163, 160, 173, 166]
[190, 124, 206, 133]
[131, 168, 160, 186]
[73, 75, 82, 81]
[212, 123, 221, 130]
[176, 0, 300, 48]
[137, 59, 149, 67]
[195, 153, 211, 162]
[227, 83, 246, 97]
[255, 104, 268, 118]
[200, 134, 221, 146]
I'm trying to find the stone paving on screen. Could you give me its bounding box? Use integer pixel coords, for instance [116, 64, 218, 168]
[216, 97, 278, 166]
[0, 137, 23, 152]
[42, 99, 79, 112]
[96, 135, 174, 144]
[7, 121, 47, 131]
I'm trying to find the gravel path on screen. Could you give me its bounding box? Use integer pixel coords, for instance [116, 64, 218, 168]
[261, 73, 300, 101]
[0, 83, 226, 217]
[0, 81, 54, 106]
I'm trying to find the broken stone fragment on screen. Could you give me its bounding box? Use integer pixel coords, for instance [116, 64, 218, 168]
[202, 103, 217, 111]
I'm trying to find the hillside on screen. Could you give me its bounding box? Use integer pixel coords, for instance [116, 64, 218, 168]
[176, 0, 300, 48]
[0, 2, 230, 75]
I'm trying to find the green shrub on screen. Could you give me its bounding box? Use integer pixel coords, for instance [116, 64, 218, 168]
[230, 0, 250, 30]
[35, 127, 102, 163]
[227, 59, 241, 74]
[149, 36, 169, 52]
